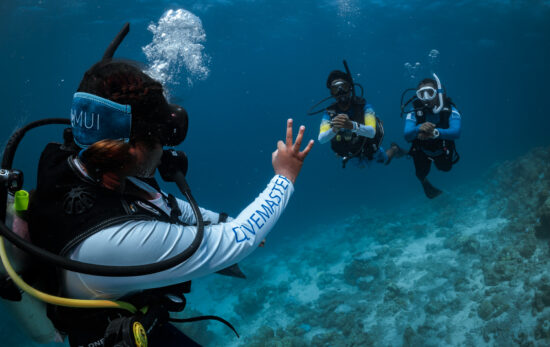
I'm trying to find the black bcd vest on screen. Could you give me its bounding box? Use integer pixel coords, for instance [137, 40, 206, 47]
[411, 96, 458, 157]
[27, 142, 191, 341]
[28, 142, 179, 257]
[327, 97, 384, 160]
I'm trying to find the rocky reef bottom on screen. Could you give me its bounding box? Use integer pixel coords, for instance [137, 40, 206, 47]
[176, 146, 550, 346]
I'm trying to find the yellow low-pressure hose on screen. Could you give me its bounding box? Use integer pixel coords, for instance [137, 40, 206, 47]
[0, 236, 137, 313]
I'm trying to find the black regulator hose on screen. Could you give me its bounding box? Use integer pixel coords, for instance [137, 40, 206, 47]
[0, 120, 204, 276]
[0, 118, 71, 223]
[307, 95, 334, 116]
[400, 88, 418, 118]
[0, 183, 204, 277]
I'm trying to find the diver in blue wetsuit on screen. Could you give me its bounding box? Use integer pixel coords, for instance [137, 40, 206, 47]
[317, 69, 405, 168]
[403, 74, 461, 198]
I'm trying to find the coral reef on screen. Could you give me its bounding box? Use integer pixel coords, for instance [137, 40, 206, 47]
[182, 146, 550, 346]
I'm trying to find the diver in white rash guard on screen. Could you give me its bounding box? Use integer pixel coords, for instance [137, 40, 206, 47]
[23, 43, 313, 345]
[63, 173, 296, 299]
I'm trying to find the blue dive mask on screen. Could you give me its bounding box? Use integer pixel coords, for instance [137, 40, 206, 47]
[71, 92, 132, 148]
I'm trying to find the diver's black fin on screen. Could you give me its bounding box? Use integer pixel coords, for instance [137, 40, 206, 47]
[216, 264, 246, 279]
[421, 179, 442, 199]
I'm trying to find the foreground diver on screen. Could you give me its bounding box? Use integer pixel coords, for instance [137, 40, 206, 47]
[312, 62, 405, 168]
[402, 74, 461, 198]
[1, 24, 314, 346]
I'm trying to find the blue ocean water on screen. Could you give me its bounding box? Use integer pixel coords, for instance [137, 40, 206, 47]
[1, 0, 550, 346]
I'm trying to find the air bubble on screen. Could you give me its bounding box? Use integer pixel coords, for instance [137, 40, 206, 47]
[404, 61, 421, 80]
[428, 49, 440, 67]
[143, 9, 210, 87]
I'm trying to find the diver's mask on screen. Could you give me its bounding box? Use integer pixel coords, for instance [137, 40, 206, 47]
[416, 86, 437, 102]
[416, 73, 445, 114]
[70, 92, 188, 148]
[330, 79, 351, 96]
[330, 79, 352, 103]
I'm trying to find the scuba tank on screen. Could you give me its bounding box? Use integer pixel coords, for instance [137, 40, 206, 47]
[0, 191, 61, 344]
[2, 191, 30, 274]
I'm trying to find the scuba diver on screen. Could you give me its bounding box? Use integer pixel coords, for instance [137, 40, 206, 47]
[309, 61, 405, 168]
[401, 73, 462, 199]
[0, 23, 313, 346]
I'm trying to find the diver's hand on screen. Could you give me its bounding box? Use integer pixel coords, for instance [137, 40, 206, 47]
[419, 122, 435, 133]
[418, 122, 436, 140]
[331, 114, 354, 130]
[272, 119, 314, 184]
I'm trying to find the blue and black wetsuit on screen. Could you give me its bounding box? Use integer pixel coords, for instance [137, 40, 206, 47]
[404, 99, 461, 181]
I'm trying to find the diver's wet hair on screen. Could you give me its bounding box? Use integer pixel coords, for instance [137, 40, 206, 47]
[417, 78, 437, 89]
[326, 70, 352, 89]
[79, 139, 133, 174]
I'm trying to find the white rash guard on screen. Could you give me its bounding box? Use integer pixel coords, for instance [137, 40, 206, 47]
[63, 174, 294, 299]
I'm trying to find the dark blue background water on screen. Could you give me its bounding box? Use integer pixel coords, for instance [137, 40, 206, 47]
[1, 0, 549, 345]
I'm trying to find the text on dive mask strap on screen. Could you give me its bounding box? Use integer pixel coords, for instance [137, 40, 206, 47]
[70, 92, 132, 148]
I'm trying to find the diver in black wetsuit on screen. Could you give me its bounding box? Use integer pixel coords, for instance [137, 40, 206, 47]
[402, 74, 462, 199]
